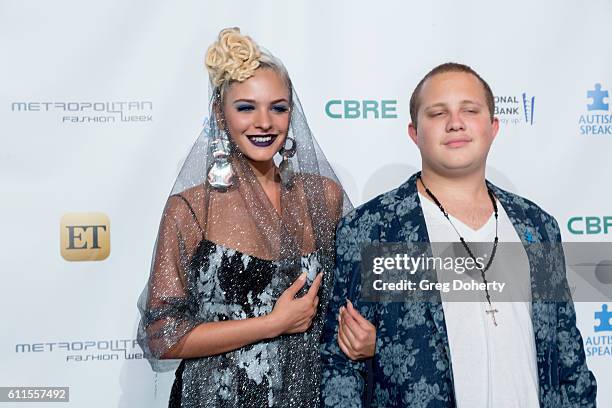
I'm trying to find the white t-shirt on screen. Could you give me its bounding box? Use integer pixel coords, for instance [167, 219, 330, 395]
[419, 192, 540, 408]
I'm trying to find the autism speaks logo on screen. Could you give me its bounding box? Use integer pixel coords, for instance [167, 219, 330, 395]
[494, 93, 535, 126]
[595, 304, 612, 332]
[584, 304, 612, 358]
[579, 83, 612, 135]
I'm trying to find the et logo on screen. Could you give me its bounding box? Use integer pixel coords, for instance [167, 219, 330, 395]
[567, 216, 612, 235]
[60, 213, 110, 261]
[325, 99, 398, 119]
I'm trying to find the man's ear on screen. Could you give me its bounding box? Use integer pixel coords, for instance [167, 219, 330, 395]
[490, 117, 500, 142]
[408, 122, 418, 145]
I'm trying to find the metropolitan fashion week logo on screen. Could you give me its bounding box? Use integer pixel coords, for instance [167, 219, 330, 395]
[15, 339, 143, 363]
[325, 99, 398, 119]
[60, 213, 110, 261]
[494, 93, 535, 125]
[10, 101, 153, 124]
[579, 83, 612, 135]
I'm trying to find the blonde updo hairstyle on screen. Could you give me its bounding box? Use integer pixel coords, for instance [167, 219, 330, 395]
[205, 27, 293, 110]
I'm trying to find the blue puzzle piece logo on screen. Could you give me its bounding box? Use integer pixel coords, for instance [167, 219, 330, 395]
[524, 230, 534, 243]
[594, 304, 612, 332]
[587, 83, 609, 111]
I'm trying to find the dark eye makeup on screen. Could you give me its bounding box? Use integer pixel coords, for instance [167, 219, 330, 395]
[234, 103, 289, 113]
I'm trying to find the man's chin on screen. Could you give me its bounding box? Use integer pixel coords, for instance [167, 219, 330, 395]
[433, 163, 483, 178]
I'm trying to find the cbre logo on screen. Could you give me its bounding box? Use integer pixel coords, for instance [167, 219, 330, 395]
[567, 216, 612, 235]
[325, 99, 398, 119]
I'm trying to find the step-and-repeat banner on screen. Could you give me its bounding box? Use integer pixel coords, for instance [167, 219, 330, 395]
[2, 0, 611, 406]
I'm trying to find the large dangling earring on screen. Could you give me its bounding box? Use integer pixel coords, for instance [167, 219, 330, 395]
[207, 131, 234, 190]
[278, 136, 296, 187]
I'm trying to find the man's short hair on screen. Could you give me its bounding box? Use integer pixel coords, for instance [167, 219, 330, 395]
[409, 62, 495, 128]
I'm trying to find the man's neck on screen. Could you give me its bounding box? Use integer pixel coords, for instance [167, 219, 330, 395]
[418, 167, 495, 230]
[418, 168, 489, 203]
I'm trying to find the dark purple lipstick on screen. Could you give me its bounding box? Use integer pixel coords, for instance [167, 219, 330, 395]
[247, 135, 277, 147]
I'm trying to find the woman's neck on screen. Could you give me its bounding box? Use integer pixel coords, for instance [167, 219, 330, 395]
[247, 158, 279, 186]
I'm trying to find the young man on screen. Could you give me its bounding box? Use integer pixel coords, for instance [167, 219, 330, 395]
[320, 63, 597, 407]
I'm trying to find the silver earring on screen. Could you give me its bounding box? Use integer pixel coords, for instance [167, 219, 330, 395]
[278, 136, 296, 187]
[207, 132, 234, 190]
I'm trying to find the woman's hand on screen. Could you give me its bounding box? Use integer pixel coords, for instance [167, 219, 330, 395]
[162, 272, 323, 358]
[337, 300, 376, 360]
[269, 272, 323, 336]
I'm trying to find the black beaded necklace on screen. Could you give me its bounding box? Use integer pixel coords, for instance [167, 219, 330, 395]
[418, 174, 500, 326]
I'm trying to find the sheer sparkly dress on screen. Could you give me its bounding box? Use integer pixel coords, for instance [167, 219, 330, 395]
[138, 162, 344, 407]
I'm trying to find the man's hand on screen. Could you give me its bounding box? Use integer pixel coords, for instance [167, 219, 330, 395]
[337, 299, 376, 360]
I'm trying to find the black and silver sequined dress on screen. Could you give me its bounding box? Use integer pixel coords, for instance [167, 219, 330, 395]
[138, 169, 345, 408]
[167, 239, 332, 408]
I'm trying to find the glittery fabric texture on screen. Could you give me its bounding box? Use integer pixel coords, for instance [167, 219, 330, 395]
[137, 50, 352, 407]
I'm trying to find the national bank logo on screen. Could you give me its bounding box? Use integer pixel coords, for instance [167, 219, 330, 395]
[11, 101, 153, 124]
[567, 216, 612, 235]
[585, 304, 612, 358]
[494, 93, 535, 125]
[325, 99, 398, 119]
[60, 213, 110, 261]
[579, 83, 612, 135]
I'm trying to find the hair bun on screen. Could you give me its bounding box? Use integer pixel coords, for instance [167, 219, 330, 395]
[205, 27, 262, 87]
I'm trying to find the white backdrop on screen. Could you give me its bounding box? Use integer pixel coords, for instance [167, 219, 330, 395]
[1, 0, 611, 406]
